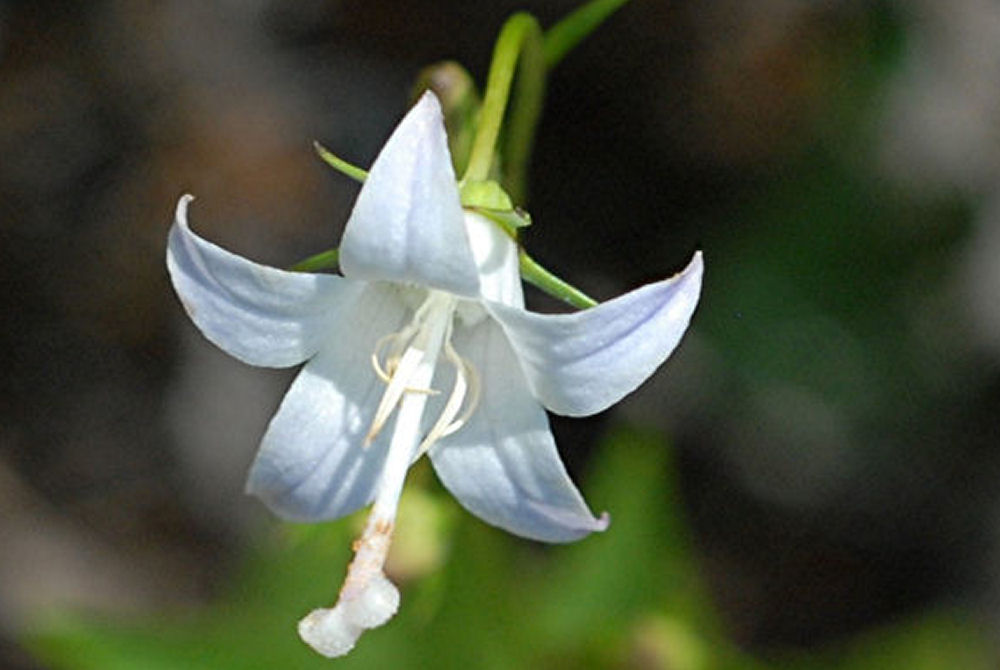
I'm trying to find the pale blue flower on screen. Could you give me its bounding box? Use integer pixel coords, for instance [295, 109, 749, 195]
[166, 92, 702, 656]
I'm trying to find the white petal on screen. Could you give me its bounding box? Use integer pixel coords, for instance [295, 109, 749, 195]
[246, 283, 411, 521]
[429, 321, 609, 543]
[166, 195, 348, 368]
[339, 92, 480, 297]
[488, 252, 703, 417]
[464, 211, 524, 308]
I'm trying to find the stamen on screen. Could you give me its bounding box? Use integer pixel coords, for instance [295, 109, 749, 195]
[416, 344, 467, 455]
[370, 332, 403, 383]
[365, 344, 425, 446]
[441, 355, 480, 438]
[369, 332, 439, 406]
[366, 291, 481, 454]
[370, 323, 421, 377]
[416, 340, 481, 456]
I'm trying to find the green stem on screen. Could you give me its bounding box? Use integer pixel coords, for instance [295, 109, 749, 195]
[519, 249, 597, 309]
[463, 12, 544, 195]
[500, 19, 545, 203]
[543, 0, 631, 68]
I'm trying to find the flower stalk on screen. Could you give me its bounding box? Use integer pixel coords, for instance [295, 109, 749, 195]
[463, 12, 545, 205]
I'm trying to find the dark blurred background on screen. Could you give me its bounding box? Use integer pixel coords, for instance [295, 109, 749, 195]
[2, 0, 1000, 667]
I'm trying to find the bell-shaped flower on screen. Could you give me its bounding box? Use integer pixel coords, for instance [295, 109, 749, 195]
[166, 91, 702, 657]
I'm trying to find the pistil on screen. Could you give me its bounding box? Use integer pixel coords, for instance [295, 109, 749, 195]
[298, 291, 454, 657]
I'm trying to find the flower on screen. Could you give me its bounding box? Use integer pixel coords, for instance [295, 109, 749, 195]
[166, 91, 703, 657]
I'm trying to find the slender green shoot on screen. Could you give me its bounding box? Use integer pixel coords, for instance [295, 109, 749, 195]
[313, 141, 368, 182]
[519, 249, 597, 309]
[543, 0, 632, 68]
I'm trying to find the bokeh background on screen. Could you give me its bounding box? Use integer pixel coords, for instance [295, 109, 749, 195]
[2, 0, 1000, 668]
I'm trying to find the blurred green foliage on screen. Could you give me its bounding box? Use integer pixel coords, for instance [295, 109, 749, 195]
[23, 428, 995, 669]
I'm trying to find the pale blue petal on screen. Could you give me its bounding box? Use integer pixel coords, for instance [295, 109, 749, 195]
[246, 283, 411, 521]
[166, 195, 349, 368]
[487, 252, 703, 417]
[339, 92, 480, 297]
[429, 321, 609, 543]
[465, 211, 523, 308]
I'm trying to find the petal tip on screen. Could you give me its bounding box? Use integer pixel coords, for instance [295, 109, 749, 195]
[175, 193, 195, 222]
[414, 89, 442, 116]
[683, 250, 704, 280]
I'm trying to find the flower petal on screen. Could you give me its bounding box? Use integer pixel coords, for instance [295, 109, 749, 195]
[339, 92, 480, 297]
[487, 252, 703, 417]
[246, 283, 411, 521]
[464, 211, 523, 308]
[429, 321, 609, 543]
[166, 195, 349, 368]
